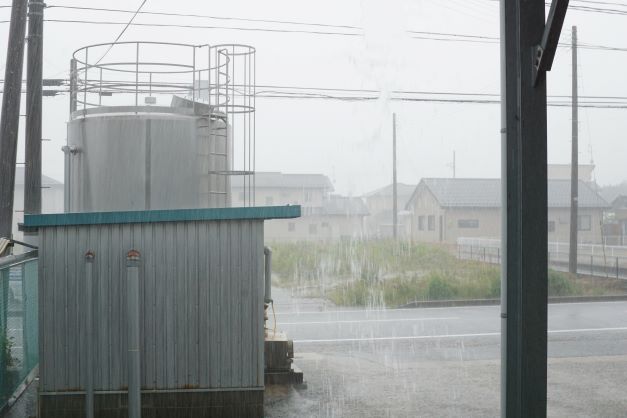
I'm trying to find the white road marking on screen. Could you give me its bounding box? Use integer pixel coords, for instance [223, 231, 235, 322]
[294, 326, 627, 344]
[279, 317, 459, 326]
[275, 300, 627, 316]
[549, 326, 627, 334]
[275, 305, 499, 316]
[294, 332, 499, 344]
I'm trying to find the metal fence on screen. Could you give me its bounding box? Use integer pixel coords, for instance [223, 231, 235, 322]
[0, 251, 38, 410]
[457, 238, 627, 280]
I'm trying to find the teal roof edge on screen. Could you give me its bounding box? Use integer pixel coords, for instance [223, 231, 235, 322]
[24, 206, 301, 228]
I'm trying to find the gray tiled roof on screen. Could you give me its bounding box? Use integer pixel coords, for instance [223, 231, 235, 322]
[363, 183, 416, 198]
[412, 178, 609, 209]
[14, 167, 62, 186]
[612, 195, 627, 210]
[231, 172, 333, 191]
[323, 195, 369, 216]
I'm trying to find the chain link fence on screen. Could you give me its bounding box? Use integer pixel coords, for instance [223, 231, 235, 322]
[0, 252, 38, 410]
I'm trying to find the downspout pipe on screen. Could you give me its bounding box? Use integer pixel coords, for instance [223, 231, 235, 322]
[264, 246, 272, 303]
[85, 251, 95, 418]
[126, 250, 141, 418]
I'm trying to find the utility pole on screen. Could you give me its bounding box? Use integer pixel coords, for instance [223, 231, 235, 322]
[25, 0, 45, 235]
[453, 151, 456, 178]
[0, 0, 29, 241]
[569, 26, 579, 275]
[392, 113, 398, 240]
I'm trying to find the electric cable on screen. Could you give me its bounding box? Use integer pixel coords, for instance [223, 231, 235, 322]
[93, 0, 149, 65]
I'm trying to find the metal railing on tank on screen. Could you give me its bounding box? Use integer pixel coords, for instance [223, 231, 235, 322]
[69, 41, 257, 206]
[0, 251, 38, 412]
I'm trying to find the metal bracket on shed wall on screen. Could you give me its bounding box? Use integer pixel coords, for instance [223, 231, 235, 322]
[532, 0, 570, 86]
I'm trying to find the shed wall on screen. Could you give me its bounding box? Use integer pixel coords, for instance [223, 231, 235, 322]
[38, 219, 264, 393]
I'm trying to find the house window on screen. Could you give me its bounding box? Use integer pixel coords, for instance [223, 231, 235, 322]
[322, 222, 329, 228]
[578, 215, 592, 231]
[458, 219, 479, 229]
[265, 196, 274, 206]
[304, 190, 313, 202]
[548, 221, 556, 233]
[418, 216, 425, 231]
[288, 222, 295, 232]
[239, 191, 245, 200]
[309, 224, 318, 234]
[427, 215, 435, 231]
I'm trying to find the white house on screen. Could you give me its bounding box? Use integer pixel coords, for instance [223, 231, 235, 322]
[231, 172, 369, 241]
[11, 168, 64, 241]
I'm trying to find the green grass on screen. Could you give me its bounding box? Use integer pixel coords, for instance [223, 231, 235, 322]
[271, 239, 624, 307]
[271, 239, 454, 287]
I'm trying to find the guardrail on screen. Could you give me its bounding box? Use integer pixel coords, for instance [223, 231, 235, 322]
[0, 251, 38, 412]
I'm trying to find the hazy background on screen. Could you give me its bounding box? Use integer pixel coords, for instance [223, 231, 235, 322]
[1, 0, 626, 195]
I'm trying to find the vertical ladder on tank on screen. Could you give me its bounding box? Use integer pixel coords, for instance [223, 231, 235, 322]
[197, 113, 230, 208]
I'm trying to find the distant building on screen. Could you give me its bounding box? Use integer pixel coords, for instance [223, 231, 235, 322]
[11, 168, 64, 240]
[362, 183, 415, 238]
[405, 178, 609, 244]
[547, 164, 596, 182]
[231, 172, 368, 241]
[606, 195, 627, 245]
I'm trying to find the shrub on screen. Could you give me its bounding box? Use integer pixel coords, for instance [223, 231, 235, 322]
[425, 273, 456, 300]
[548, 270, 579, 296]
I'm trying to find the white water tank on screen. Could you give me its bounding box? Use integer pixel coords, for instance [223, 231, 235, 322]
[65, 105, 231, 212]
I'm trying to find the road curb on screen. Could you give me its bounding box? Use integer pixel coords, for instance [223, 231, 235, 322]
[397, 295, 627, 309]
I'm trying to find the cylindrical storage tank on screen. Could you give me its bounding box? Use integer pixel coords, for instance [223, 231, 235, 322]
[66, 109, 230, 212]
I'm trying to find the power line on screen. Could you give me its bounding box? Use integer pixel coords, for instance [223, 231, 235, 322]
[94, 0, 149, 65]
[20, 18, 627, 53]
[5, 5, 627, 52]
[248, 94, 627, 108]
[483, 0, 627, 14]
[10, 85, 627, 108]
[43, 18, 362, 37]
[45, 4, 361, 31]
[39, 2, 627, 36]
[5, 78, 627, 102]
[572, 0, 627, 7]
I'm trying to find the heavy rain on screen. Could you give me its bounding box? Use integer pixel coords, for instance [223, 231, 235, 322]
[1, 0, 627, 417]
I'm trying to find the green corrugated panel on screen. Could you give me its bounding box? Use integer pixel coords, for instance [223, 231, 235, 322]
[0, 259, 38, 410]
[0, 267, 8, 407]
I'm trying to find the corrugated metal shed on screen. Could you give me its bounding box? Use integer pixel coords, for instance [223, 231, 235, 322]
[25, 206, 300, 394]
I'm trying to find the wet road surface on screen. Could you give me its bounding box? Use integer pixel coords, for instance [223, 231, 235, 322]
[266, 290, 627, 417]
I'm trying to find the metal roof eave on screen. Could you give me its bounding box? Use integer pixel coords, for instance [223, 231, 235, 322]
[23, 205, 302, 228]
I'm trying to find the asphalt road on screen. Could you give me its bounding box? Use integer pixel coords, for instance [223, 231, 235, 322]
[265, 289, 627, 418]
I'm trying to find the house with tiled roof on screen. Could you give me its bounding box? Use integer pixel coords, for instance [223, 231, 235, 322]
[405, 178, 610, 244]
[11, 168, 64, 240]
[232, 172, 368, 241]
[362, 183, 416, 238]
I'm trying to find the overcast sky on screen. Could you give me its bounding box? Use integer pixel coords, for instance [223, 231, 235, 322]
[1, 0, 626, 195]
